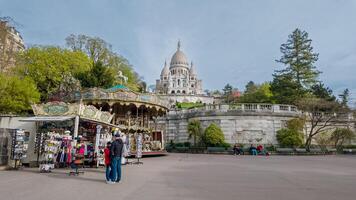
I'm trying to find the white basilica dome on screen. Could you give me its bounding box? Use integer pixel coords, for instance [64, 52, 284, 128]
[170, 41, 189, 67]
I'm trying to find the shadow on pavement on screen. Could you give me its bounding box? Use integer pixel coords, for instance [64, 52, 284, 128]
[19, 168, 107, 184]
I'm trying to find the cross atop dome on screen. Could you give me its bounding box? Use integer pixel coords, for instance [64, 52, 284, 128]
[177, 40, 181, 50]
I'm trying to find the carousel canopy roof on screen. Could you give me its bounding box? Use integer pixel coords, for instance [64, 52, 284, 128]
[106, 84, 129, 92]
[74, 86, 169, 110]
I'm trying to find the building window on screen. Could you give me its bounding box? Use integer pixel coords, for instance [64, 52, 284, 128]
[171, 90, 175, 94]
[182, 90, 186, 94]
[178, 79, 180, 86]
[177, 90, 180, 93]
[191, 84, 194, 88]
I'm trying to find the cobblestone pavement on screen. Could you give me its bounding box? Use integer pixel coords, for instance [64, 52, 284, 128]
[0, 154, 356, 200]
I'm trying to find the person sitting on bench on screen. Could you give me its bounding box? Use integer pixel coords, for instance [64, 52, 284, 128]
[249, 144, 258, 156]
[233, 144, 243, 155]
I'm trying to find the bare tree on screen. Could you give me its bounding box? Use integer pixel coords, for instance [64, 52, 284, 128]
[297, 98, 346, 151]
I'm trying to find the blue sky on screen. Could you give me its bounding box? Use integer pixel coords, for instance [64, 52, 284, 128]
[1, 0, 355, 106]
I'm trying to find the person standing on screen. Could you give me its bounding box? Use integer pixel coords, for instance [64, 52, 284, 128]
[104, 142, 112, 183]
[110, 134, 124, 183]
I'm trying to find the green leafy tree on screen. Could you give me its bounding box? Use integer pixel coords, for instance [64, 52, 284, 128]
[203, 123, 225, 146]
[272, 29, 321, 104]
[276, 129, 303, 148]
[0, 74, 40, 114]
[330, 128, 355, 149]
[66, 34, 142, 91]
[187, 120, 203, 146]
[239, 82, 274, 103]
[276, 118, 305, 147]
[76, 61, 115, 88]
[14, 46, 91, 101]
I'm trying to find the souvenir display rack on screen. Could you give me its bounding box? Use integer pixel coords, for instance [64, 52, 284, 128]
[36, 132, 73, 172]
[10, 129, 28, 169]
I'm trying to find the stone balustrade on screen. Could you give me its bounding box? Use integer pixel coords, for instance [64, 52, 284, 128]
[169, 103, 300, 115]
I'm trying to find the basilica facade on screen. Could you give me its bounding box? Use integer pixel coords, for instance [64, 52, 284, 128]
[155, 41, 203, 95]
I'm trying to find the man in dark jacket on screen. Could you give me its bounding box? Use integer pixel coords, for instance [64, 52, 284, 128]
[110, 134, 124, 183]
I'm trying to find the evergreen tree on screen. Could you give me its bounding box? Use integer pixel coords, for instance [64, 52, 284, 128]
[272, 29, 321, 104]
[338, 88, 350, 108]
[276, 28, 320, 88]
[245, 81, 257, 93]
[222, 84, 233, 103]
[271, 74, 306, 104]
[310, 82, 336, 101]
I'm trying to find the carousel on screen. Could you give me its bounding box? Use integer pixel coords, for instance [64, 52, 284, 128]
[70, 84, 169, 155]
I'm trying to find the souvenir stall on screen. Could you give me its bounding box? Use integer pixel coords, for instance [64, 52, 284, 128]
[21, 102, 116, 171]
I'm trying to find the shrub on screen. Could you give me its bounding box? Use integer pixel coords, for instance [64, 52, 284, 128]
[175, 143, 184, 147]
[265, 145, 276, 152]
[184, 142, 191, 147]
[203, 123, 225, 147]
[276, 128, 303, 148]
[330, 128, 355, 149]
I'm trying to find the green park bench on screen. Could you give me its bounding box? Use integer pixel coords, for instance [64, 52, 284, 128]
[343, 149, 356, 154]
[295, 148, 307, 155]
[276, 148, 294, 155]
[175, 147, 189, 153]
[207, 147, 226, 154]
[309, 148, 324, 155]
[326, 148, 337, 154]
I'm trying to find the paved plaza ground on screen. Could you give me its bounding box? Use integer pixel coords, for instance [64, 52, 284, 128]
[0, 154, 356, 200]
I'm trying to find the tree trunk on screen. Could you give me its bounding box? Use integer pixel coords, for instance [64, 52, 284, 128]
[305, 137, 312, 152]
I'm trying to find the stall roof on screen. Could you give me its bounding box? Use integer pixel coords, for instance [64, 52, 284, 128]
[20, 116, 75, 122]
[80, 117, 117, 128]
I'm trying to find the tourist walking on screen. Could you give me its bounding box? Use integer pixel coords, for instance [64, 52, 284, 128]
[110, 134, 124, 183]
[104, 142, 112, 183]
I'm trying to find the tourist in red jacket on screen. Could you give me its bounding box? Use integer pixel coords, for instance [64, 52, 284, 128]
[104, 142, 112, 183]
